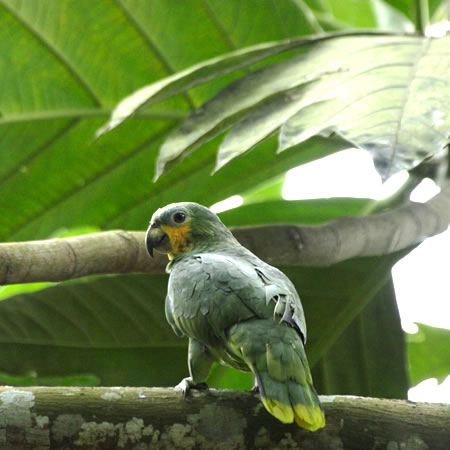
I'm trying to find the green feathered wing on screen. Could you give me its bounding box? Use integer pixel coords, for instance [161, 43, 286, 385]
[167, 251, 325, 431]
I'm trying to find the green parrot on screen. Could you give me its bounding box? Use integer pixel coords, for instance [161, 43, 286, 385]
[146, 202, 325, 431]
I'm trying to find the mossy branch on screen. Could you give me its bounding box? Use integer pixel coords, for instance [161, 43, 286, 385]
[0, 386, 449, 449]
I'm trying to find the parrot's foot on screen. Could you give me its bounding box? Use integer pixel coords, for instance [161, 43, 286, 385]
[175, 377, 209, 398]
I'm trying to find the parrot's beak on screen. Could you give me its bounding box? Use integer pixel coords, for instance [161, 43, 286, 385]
[145, 220, 169, 257]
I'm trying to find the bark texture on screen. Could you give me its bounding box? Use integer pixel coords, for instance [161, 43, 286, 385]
[1, 185, 449, 284]
[0, 386, 448, 449]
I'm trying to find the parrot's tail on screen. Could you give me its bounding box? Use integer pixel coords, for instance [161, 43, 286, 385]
[227, 319, 325, 431]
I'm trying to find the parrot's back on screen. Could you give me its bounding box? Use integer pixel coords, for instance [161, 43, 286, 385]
[167, 251, 325, 431]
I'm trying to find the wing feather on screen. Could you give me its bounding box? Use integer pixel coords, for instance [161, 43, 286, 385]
[167, 252, 307, 345]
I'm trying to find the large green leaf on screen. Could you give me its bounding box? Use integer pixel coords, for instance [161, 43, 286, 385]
[95, 38, 313, 137]
[0, 274, 188, 386]
[98, 1, 418, 138]
[408, 323, 450, 386]
[147, 34, 450, 179]
[5, 131, 350, 242]
[0, 0, 352, 244]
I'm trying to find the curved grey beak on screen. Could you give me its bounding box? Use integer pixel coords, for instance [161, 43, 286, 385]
[145, 220, 167, 257]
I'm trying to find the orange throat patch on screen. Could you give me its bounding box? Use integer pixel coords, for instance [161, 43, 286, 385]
[161, 223, 192, 257]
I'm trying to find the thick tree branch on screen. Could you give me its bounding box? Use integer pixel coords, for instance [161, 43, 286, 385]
[0, 386, 448, 449]
[1, 186, 449, 284]
[246, 184, 450, 266]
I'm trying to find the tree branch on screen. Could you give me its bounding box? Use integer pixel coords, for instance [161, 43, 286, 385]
[0, 386, 448, 449]
[246, 184, 450, 266]
[1, 186, 449, 284]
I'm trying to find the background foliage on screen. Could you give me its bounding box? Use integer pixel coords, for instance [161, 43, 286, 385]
[1, 0, 449, 398]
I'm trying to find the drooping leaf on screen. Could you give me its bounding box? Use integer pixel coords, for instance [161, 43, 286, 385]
[152, 33, 384, 179]
[96, 38, 311, 138]
[277, 36, 450, 178]
[150, 34, 450, 180]
[150, 33, 366, 177]
[408, 323, 450, 386]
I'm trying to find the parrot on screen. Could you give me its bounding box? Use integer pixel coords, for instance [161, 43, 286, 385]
[145, 202, 325, 431]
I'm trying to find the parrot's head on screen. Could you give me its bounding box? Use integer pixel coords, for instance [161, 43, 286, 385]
[146, 202, 236, 259]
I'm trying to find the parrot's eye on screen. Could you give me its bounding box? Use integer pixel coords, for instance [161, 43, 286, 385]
[173, 212, 187, 224]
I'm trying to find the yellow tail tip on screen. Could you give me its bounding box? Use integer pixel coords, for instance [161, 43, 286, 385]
[262, 398, 294, 423]
[293, 403, 326, 431]
[261, 398, 325, 431]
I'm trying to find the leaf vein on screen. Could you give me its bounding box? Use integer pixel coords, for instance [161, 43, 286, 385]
[7, 123, 178, 240]
[388, 39, 432, 175]
[0, 0, 102, 106]
[113, 0, 196, 109]
[0, 119, 79, 187]
[202, 0, 237, 50]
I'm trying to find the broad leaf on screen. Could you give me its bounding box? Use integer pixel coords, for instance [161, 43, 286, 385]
[96, 38, 312, 137]
[147, 34, 450, 180]
[0, 0, 352, 244]
[408, 323, 450, 386]
[276, 36, 450, 178]
[4, 131, 349, 243]
[0, 274, 188, 386]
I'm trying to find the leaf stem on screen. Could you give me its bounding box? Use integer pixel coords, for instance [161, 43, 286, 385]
[415, 0, 429, 35]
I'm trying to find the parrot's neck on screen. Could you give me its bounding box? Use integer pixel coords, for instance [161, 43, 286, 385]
[165, 238, 245, 273]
